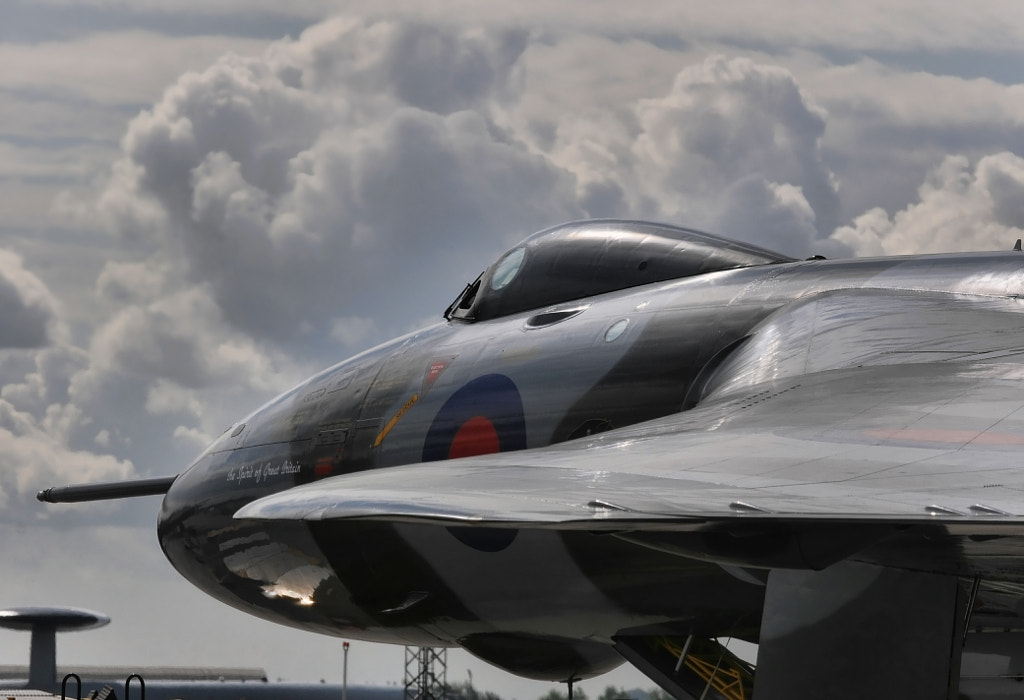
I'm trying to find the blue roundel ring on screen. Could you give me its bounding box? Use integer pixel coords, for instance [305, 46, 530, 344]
[422, 373, 527, 462]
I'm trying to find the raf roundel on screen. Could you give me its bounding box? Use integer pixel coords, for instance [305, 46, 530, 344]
[422, 374, 527, 462]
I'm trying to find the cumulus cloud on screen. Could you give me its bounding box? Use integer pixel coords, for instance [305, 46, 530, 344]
[94, 429, 111, 447]
[96, 19, 581, 349]
[0, 396, 133, 512]
[541, 54, 841, 256]
[145, 378, 204, 420]
[21, 274, 310, 484]
[788, 59, 1024, 222]
[172, 424, 215, 449]
[76, 285, 296, 396]
[832, 153, 1024, 255]
[1, 345, 86, 415]
[712, 176, 821, 255]
[96, 260, 169, 305]
[0, 341, 144, 501]
[635, 56, 838, 247]
[0, 250, 59, 349]
[268, 18, 528, 114]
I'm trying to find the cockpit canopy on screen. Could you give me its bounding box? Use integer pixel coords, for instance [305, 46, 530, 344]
[445, 220, 793, 323]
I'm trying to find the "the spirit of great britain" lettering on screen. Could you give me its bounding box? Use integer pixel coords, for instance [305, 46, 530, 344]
[226, 459, 303, 485]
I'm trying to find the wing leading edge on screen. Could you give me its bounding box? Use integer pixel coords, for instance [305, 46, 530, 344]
[235, 361, 1024, 527]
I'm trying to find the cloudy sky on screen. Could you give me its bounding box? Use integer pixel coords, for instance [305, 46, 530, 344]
[3, 0, 1024, 696]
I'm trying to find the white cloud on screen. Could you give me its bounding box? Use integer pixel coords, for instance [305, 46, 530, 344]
[831, 153, 1024, 255]
[145, 379, 204, 419]
[1, 345, 86, 415]
[781, 57, 1024, 220]
[95, 260, 168, 305]
[0, 397, 133, 512]
[172, 424, 214, 449]
[76, 285, 295, 394]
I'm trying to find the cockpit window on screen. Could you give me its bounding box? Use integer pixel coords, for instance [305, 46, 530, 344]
[490, 248, 526, 290]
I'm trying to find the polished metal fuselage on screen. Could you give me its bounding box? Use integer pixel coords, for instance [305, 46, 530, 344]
[157, 251, 1024, 678]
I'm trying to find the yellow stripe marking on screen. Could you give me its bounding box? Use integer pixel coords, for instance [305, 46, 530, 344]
[374, 394, 420, 447]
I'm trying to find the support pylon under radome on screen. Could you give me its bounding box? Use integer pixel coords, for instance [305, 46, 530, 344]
[404, 646, 448, 700]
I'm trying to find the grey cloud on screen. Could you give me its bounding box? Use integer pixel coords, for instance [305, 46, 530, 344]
[977, 155, 1024, 229]
[80, 286, 293, 392]
[0, 250, 59, 349]
[528, 52, 844, 255]
[58, 283, 309, 486]
[631, 55, 840, 241]
[532, 54, 844, 255]
[384, 25, 528, 113]
[96, 260, 169, 305]
[579, 179, 628, 220]
[0, 345, 88, 416]
[0, 32, 277, 111]
[819, 117, 1024, 225]
[352, 109, 580, 255]
[16, 0, 1024, 56]
[145, 379, 205, 421]
[122, 53, 327, 215]
[711, 176, 821, 256]
[102, 20, 581, 347]
[0, 390, 133, 511]
[269, 18, 528, 114]
[0, 420, 133, 510]
[795, 60, 1024, 222]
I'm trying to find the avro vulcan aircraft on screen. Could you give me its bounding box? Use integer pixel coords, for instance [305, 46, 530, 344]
[40, 220, 1024, 699]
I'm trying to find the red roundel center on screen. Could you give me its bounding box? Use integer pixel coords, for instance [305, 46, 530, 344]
[448, 416, 500, 459]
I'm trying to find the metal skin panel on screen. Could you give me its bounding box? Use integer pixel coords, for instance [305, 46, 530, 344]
[45, 220, 1024, 691]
